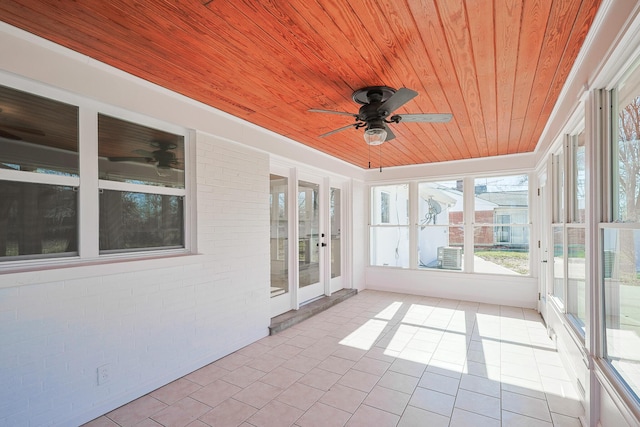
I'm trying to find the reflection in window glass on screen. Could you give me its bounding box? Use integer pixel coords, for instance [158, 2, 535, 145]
[603, 228, 640, 399]
[99, 191, 183, 252]
[575, 132, 586, 222]
[270, 174, 288, 298]
[0, 182, 77, 259]
[553, 226, 565, 303]
[417, 180, 463, 270]
[98, 114, 184, 189]
[0, 84, 79, 176]
[298, 180, 319, 288]
[371, 185, 409, 225]
[370, 227, 409, 268]
[567, 227, 586, 330]
[473, 175, 530, 275]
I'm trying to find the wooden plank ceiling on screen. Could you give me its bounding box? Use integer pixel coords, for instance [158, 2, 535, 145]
[0, 0, 602, 169]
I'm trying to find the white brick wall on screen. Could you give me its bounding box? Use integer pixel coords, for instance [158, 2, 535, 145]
[0, 134, 270, 426]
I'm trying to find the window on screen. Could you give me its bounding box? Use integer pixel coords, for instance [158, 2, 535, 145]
[0, 84, 79, 260]
[0, 83, 188, 264]
[370, 184, 409, 268]
[417, 180, 463, 270]
[473, 175, 530, 275]
[98, 115, 185, 252]
[602, 61, 640, 401]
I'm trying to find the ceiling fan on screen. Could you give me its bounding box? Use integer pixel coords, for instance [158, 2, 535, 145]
[309, 86, 452, 145]
[0, 108, 46, 140]
[108, 140, 180, 176]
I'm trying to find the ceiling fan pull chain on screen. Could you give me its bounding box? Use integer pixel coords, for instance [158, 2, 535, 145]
[379, 144, 382, 172]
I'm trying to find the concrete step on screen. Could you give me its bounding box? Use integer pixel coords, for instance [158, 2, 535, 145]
[269, 288, 358, 335]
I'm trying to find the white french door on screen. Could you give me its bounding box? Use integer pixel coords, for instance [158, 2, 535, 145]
[270, 167, 345, 317]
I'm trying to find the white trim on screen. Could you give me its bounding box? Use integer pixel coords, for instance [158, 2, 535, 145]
[0, 168, 79, 186]
[98, 179, 186, 196]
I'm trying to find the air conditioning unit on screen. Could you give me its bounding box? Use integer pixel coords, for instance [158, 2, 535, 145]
[437, 246, 462, 270]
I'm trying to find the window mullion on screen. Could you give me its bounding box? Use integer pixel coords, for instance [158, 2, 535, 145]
[78, 106, 99, 259]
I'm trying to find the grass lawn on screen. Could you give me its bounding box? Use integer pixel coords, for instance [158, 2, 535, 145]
[475, 250, 529, 275]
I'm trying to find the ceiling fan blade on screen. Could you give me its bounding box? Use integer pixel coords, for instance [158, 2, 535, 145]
[0, 124, 45, 136]
[378, 88, 418, 115]
[319, 123, 357, 138]
[0, 129, 21, 140]
[309, 109, 358, 117]
[384, 124, 396, 142]
[133, 149, 155, 157]
[396, 113, 453, 123]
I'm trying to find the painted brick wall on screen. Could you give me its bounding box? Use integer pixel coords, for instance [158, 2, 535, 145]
[0, 134, 270, 426]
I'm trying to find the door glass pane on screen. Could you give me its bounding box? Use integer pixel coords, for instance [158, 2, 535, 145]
[553, 226, 565, 303]
[0, 182, 77, 259]
[270, 174, 289, 297]
[298, 180, 319, 288]
[330, 187, 341, 279]
[417, 181, 464, 271]
[603, 228, 640, 399]
[567, 226, 586, 331]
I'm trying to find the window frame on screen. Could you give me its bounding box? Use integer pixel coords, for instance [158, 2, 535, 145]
[0, 78, 193, 270]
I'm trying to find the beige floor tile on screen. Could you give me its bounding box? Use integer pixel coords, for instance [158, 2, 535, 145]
[150, 378, 202, 405]
[246, 353, 287, 373]
[233, 380, 282, 409]
[426, 359, 465, 379]
[502, 410, 553, 426]
[501, 375, 546, 400]
[319, 384, 367, 413]
[298, 367, 342, 391]
[247, 399, 304, 427]
[198, 398, 257, 427]
[81, 416, 119, 427]
[213, 352, 252, 371]
[362, 385, 410, 415]
[389, 358, 427, 378]
[295, 402, 351, 427]
[550, 412, 582, 427]
[454, 389, 501, 420]
[317, 355, 356, 375]
[184, 364, 229, 386]
[351, 356, 391, 376]
[418, 371, 460, 396]
[260, 366, 304, 389]
[408, 387, 455, 417]
[397, 406, 449, 427]
[221, 365, 266, 388]
[106, 395, 167, 427]
[377, 370, 419, 394]
[345, 404, 400, 427]
[190, 379, 242, 408]
[285, 354, 322, 374]
[276, 382, 325, 411]
[150, 397, 210, 427]
[338, 369, 380, 393]
[267, 343, 304, 359]
[450, 408, 501, 427]
[459, 373, 501, 397]
[502, 390, 552, 422]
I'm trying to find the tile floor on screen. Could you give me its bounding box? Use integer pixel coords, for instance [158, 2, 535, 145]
[84, 290, 583, 427]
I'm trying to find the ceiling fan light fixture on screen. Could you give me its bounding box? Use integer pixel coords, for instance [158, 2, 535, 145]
[156, 163, 172, 177]
[364, 127, 387, 145]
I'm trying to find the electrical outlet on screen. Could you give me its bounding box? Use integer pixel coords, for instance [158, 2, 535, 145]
[97, 364, 110, 385]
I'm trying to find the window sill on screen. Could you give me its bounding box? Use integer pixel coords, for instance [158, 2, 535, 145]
[0, 251, 205, 289]
[594, 358, 640, 427]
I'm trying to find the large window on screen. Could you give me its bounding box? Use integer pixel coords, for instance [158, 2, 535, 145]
[98, 115, 185, 252]
[0, 84, 188, 264]
[473, 175, 530, 275]
[417, 180, 463, 270]
[370, 184, 409, 268]
[602, 62, 640, 401]
[0, 85, 79, 260]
